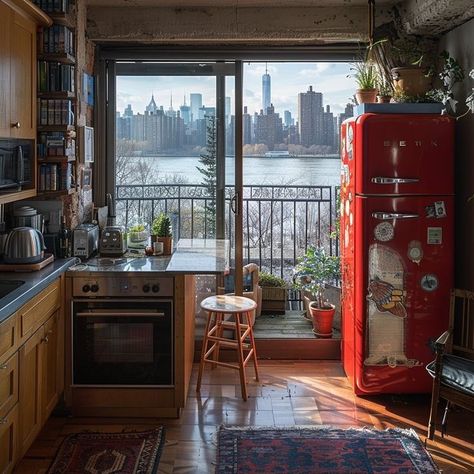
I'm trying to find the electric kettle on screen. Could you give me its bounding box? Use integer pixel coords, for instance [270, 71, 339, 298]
[3, 227, 46, 264]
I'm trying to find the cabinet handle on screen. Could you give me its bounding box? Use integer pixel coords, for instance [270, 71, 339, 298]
[42, 335, 49, 344]
[11, 121, 21, 129]
[0, 364, 7, 370]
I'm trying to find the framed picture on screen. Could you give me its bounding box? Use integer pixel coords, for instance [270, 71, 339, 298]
[81, 126, 94, 163]
[81, 167, 92, 189]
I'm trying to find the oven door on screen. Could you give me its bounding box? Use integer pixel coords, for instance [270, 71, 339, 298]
[72, 299, 173, 386]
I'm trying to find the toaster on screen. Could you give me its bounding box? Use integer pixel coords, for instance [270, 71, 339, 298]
[99, 226, 127, 257]
[73, 224, 99, 259]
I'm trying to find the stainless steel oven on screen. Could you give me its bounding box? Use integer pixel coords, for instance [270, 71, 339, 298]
[72, 276, 174, 387]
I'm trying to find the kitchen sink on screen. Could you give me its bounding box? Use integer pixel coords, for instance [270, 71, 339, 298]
[0, 280, 25, 299]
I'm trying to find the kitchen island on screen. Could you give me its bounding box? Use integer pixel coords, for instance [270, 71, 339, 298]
[64, 239, 228, 418]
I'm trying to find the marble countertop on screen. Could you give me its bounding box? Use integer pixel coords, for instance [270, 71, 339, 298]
[66, 238, 229, 276]
[0, 257, 77, 323]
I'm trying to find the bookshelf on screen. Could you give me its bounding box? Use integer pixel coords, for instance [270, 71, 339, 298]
[34, 0, 77, 196]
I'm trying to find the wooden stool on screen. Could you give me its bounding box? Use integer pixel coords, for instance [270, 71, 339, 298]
[196, 295, 259, 401]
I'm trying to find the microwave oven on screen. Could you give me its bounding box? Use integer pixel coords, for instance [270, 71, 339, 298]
[0, 139, 34, 192]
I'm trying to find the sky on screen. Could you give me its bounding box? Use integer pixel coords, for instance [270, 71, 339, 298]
[116, 62, 357, 121]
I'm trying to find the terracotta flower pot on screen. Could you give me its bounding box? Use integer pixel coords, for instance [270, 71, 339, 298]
[391, 67, 432, 97]
[309, 302, 335, 338]
[377, 95, 392, 103]
[156, 236, 172, 255]
[355, 89, 378, 105]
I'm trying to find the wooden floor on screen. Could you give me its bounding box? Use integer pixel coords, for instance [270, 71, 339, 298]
[16, 361, 474, 473]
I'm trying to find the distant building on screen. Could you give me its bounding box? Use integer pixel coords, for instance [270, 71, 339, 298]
[262, 65, 271, 115]
[322, 105, 335, 148]
[225, 97, 231, 125]
[284, 110, 292, 128]
[254, 104, 283, 150]
[298, 85, 323, 147]
[243, 106, 252, 145]
[190, 93, 202, 123]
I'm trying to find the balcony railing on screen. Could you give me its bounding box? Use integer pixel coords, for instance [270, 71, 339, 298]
[115, 183, 339, 281]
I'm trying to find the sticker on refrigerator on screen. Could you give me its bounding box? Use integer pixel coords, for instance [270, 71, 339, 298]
[374, 222, 394, 242]
[427, 227, 442, 245]
[425, 201, 447, 218]
[420, 274, 439, 292]
[368, 278, 407, 318]
[407, 240, 423, 264]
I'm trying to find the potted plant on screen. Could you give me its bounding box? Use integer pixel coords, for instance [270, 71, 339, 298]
[376, 75, 393, 103]
[293, 245, 340, 338]
[127, 223, 148, 249]
[258, 271, 287, 315]
[151, 213, 172, 255]
[349, 60, 378, 104]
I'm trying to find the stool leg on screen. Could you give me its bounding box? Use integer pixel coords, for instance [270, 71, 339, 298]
[235, 311, 248, 401]
[213, 312, 223, 369]
[197, 310, 214, 393]
[246, 310, 260, 382]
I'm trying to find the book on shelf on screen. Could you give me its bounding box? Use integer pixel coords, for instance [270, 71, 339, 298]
[38, 131, 75, 158]
[32, 0, 71, 14]
[39, 162, 73, 192]
[38, 62, 75, 93]
[37, 99, 74, 126]
[38, 25, 74, 55]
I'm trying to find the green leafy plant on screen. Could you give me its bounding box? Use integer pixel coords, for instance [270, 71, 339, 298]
[258, 272, 286, 288]
[349, 60, 378, 90]
[293, 246, 340, 309]
[151, 213, 172, 237]
[376, 75, 393, 97]
[129, 224, 145, 233]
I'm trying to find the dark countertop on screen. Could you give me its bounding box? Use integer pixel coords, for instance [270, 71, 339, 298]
[66, 238, 228, 276]
[0, 257, 78, 323]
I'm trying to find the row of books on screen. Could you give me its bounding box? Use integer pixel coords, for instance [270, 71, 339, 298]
[38, 162, 73, 192]
[32, 0, 71, 14]
[38, 25, 74, 55]
[38, 99, 74, 126]
[38, 131, 75, 158]
[38, 62, 75, 93]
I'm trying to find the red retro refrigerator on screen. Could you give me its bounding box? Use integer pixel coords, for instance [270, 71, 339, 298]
[340, 113, 454, 395]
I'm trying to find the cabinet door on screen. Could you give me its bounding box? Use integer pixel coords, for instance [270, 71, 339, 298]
[0, 2, 11, 137]
[18, 325, 44, 458]
[10, 11, 36, 139]
[42, 311, 62, 422]
[0, 403, 18, 474]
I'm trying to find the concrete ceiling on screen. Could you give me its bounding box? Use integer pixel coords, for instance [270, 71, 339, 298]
[86, 0, 400, 6]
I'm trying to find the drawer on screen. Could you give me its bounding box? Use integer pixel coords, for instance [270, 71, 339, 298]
[0, 353, 18, 419]
[20, 279, 60, 342]
[0, 314, 19, 364]
[0, 402, 19, 474]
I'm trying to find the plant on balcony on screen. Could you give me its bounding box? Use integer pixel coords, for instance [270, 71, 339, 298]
[151, 213, 172, 255]
[258, 271, 287, 315]
[293, 245, 340, 337]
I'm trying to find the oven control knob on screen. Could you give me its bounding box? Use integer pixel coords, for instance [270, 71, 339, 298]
[82, 284, 90, 293]
[91, 284, 99, 293]
[152, 284, 160, 293]
[142, 284, 151, 293]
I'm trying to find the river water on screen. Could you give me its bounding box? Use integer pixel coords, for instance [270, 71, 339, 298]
[131, 155, 341, 186]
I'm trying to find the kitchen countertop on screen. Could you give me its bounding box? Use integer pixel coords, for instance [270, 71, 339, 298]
[66, 238, 229, 276]
[0, 257, 78, 323]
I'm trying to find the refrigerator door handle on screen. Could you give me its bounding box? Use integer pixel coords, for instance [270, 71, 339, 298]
[372, 212, 419, 220]
[371, 177, 419, 184]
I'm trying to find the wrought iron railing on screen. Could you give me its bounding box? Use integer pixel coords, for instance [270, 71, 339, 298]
[115, 183, 339, 281]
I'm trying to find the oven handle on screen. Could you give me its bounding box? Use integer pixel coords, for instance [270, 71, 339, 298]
[75, 311, 166, 317]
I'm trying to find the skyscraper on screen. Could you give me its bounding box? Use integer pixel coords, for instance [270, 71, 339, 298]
[284, 110, 292, 128]
[262, 64, 271, 114]
[225, 96, 231, 125]
[298, 85, 323, 147]
[180, 95, 191, 125]
[190, 93, 202, 123]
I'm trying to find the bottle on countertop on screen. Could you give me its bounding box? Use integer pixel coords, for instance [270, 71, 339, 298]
[58, 215, 71, 258]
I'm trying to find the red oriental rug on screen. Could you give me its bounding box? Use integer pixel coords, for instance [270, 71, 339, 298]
[217, 426, 439, 473]
[47, 427, 165, 474]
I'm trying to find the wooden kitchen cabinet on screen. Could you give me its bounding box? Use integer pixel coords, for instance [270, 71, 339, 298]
[0, 0, 50, 139]
[18, 324, 44, 458]
[0, 403, 19, 474]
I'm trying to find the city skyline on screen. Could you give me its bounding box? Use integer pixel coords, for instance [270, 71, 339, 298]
[116, 62, 356, 121]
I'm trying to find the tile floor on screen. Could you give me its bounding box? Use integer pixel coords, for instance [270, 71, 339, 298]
[16, 361, 474, 473]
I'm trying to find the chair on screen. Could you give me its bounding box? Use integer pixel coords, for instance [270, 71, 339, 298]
[426, 289, 474, 440]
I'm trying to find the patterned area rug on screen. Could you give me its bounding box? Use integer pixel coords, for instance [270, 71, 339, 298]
[47, 428, 165, 474]
[217, 426, 439, 473]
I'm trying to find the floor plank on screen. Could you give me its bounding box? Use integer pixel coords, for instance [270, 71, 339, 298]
[15, 361, 474, 473]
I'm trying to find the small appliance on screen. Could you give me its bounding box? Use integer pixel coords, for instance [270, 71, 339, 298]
[99, 226, 127, 257]
[3, 227, 46, 264]
[0, 140, 34, 193]
[73, 224, 99, 259]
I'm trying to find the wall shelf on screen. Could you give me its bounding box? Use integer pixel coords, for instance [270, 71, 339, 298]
[38, 53, 75, 65]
